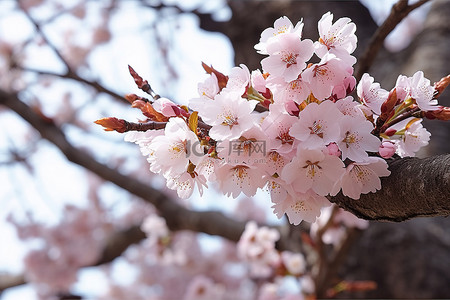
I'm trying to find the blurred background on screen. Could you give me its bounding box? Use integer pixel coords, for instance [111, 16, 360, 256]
[0, 0, 449, 299]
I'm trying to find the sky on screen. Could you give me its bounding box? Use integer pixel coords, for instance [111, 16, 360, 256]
[0, 0, 432, 299]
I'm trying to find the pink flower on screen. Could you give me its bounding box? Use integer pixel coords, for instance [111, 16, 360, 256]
[267, 176, 292, 204]
[183, 276, 224, 300]
[281, 147, 345, 196]
[357, 73, 389, 115]
[264, 151, 289, 176]
[255, 16, 304, 54]
[281, 251, 306, 275]
[315, 12, 357, 65]
[237, 221, 280, 277]
[396, 71, 438, 111]
[311, 205, 368, 246]
[302, 53, 351, 100]
[272, 189, 330, 224]
[268, 75, 310, 105]
[325, 143, 341, 157]
[332, 75, 356, 99]
[334, 208, 369, 230]
[165, 170, 208, 199]
[337, 116, 381, 162]
[141, 214, 169, 244]
[379, 141, 396, 159]
[189, 73, 219, 112]
[215, 163, 267, 198]
[223, 64, 250, 95]
[217, 126, 269, 166]
[261, 103, 298, 155]
[152, 97, 179, 117]
[150, 117, 202, 175]
[251, 69, 269, 93]
[202, 91, 258, 140]
[289, 100, 344, 149]
[335, 96, 365, 119]
[261, 33, 314, 82]
[391, 118, 431, 157]
[340, 157, 391, 199]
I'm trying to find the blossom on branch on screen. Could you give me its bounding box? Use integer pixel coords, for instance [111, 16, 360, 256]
[97, 12, 447, 225]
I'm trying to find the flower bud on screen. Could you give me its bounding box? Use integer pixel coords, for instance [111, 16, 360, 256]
[153, 97, 179, 117]
[379, 141, 396, 159]
[325, 143, 341, 157]
[285, 100, 300, 116]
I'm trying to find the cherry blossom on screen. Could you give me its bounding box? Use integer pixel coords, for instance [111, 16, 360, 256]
[378, 141, 396, 159]
[357, 73, 389, 115]
[189, 73, 219, 112]
[310, 205, 368, 246]
[237, 221, 281, 277]
[183, 275, 225, 300]
[281, 147, 345, 196]
[255, 16, 305, 55]
[281, 251, 306, 275]
[261, 33, 314, 82]
[268, 75, 310, 105]
[165, 170, 208, 199]
[315, 12, 357, 65]
[395, 71, 438, 111]
[217, 126, 269, 166]
[332, 75, 356, 99]
[339, 157, 391, 200]
[302, 53, 351, 100]
[113, 13, 440, 226]
[390, 118, 431, 157]
[289, 100, 343, 149]
[251, 69, 269, 94]
[261, 103, 298, 155]
[150, 117, 202, 174]
[272, 189, 330, 224]
[141, 214, 169, 244]
[152, 97, 180, 117]
[335, 95, 365, 119]
[223, 64, 250, 95]
[264, 151, 289, 177]
[215, 163, 268, 198]
[338, 116, 381, 162]
[201, 91, 258, 140]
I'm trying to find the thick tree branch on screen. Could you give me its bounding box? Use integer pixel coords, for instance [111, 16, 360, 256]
[331, 155, 450, 221]
[354, 0, 431, 81]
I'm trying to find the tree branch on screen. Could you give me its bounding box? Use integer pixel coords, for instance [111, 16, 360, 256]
[1, 88, 449, 225]
[330, 154, 450, 221]
[0, 88, 247, 239]
[354, 0, 431, 81]
[17, 67, 127, 104]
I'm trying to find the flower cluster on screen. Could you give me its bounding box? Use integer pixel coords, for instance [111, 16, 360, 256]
[237, 221, 306, 279]
[96, 13, 445, 225]
[8, 205, 111, 299]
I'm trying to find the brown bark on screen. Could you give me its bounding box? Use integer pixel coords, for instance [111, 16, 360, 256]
[331, 154, 450, 221]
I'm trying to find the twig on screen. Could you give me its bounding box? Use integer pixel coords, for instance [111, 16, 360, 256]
[17, 67, 127, 104]
[354, 0, 431, 81]
[19, 2, 74, 73]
